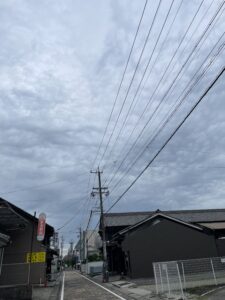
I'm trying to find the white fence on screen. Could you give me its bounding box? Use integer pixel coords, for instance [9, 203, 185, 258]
[153, 257, 225, 299]
[81, 261, 103, 275]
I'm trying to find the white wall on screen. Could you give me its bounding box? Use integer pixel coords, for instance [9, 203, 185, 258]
[81, 261, 103, 274]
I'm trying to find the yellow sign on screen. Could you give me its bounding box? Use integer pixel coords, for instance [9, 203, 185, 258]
[26, 252, 46, 263]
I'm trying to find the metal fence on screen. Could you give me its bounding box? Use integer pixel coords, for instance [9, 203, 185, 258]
[153, 256, 225, 299]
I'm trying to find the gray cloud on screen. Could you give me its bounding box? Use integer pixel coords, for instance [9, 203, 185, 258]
[0, 0, 224, 246]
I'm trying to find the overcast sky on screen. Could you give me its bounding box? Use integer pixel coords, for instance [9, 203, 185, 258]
[0, 0, 225, 245]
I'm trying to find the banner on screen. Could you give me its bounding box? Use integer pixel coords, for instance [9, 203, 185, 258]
[37, 212, 46, 241]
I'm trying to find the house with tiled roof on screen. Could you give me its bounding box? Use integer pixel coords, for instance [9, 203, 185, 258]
[101, 208, 225, 278]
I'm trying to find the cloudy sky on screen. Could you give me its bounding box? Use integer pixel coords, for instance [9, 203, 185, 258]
[0, 0, 225, 245]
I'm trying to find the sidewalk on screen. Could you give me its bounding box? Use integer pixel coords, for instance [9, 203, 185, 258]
[90, 274, 159, 300]
[32, 274, 62, 300]
[63, 271, 125, 299]
[83, 273, 225, 300]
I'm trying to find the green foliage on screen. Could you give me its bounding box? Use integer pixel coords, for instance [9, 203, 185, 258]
[87, 253, 102, 262]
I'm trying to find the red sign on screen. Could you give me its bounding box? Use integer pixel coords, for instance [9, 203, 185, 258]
[37, 213, 46, 241]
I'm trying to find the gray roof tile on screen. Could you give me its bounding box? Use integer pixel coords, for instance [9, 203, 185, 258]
[104, 209, 225, 227]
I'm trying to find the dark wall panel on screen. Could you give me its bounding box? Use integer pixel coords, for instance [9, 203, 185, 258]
[0, 224, 47, 285]
[122, 218, 218, 278]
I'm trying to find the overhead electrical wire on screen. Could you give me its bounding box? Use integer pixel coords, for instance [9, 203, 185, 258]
[86, 0, 149, 231]
[85, 3, 224, 237]
[109, 31, 225, 195]
[57, 196, 90, 231]
[102, 0, 185, 185]
[86, 64, 225, 239]
[109, 30, 225, 193]
[80, 171, 97, 230]
[106, 67, 225, 212]
[103, 0, 206, 185]
[126, 0, 216, 135]
[97, 0, 163, 167]
[105, 1, 224, 188]
[152, 0, 223, 122]
[121, 0, 185, 124]
[90, 0, 149, 170]
[85, 210, 93, 231]
[87, 1, 161, 232]
[102, 0, 176, 171]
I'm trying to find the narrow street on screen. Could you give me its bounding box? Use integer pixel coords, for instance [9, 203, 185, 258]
[63, 271, 126, 300]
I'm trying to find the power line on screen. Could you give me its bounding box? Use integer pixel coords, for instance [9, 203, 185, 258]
[91, 0, 149, 169]
[107, 67, 225, 212]
[57, 196, 89, 231]
[80, 171, 98, 229]
[152, 0, 224, 123]
[110, 30, 225, 193]
[103, 0, 206, 186]
[97, 0, 163, 167]
[106, 1, 224, 188]
[86, 0, 224, 248]
[102, 0, 185, 185]
[102, 0, 176, 171]
[85, 210, 93, 231]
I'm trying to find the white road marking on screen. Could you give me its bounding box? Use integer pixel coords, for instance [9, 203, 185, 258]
[60, 271, 65, 300]
[77, 272, 127, 300]
[200, 286, 224, 297]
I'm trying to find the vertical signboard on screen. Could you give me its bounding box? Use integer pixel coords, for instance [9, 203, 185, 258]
[37, 213, 46, 241]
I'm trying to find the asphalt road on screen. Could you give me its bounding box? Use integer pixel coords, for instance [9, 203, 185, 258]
[201, 287, 225, 300]
[63, 271, 125, 300]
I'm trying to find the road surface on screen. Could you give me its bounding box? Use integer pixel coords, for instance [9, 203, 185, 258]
[62, 271, 126, 300]
[202, 286, 225, 300]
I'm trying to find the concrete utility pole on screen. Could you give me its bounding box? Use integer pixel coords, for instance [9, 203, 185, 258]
[91, 168, 109, 282]
[28, 211, 36, 285]
[79, 227, 82, 262]
[86, 233, 88, 261]
[69, 240, 74, 267]
[60, 235, 64, 259]
[79, 227, 82, 261]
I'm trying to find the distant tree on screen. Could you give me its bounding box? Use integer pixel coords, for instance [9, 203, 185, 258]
[63, 254, 77, 266]
[88, 253, 102, 262]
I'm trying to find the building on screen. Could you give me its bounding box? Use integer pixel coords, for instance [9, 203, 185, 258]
[0, 198, 57, 287]
[102, 208, 225, 278]
[85, 230, 102, 259]
[75, 230, 102, 263]
[0, 231, 10, 277]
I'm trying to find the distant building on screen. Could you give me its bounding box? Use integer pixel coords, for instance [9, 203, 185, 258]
[102, 209, 225, 278]
[75, 230, 102, 262]
[0, 198, 58, 287]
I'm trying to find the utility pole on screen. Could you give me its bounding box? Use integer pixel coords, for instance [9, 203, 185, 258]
[91, 168, 109, 282]
[60, 235, 64, 260]
[28, 211, 36, 285]
[86, 234, 88, 273]
[85, 210, 93, 269]
[60, 235, 64, 272]
[79, 227, 82, 273]
[69, 240, 74, 268]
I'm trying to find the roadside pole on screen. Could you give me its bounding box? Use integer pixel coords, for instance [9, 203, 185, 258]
[79, 227, 82, 274]
[28, 211, 36, 285]
[91, 168, 109, 283]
